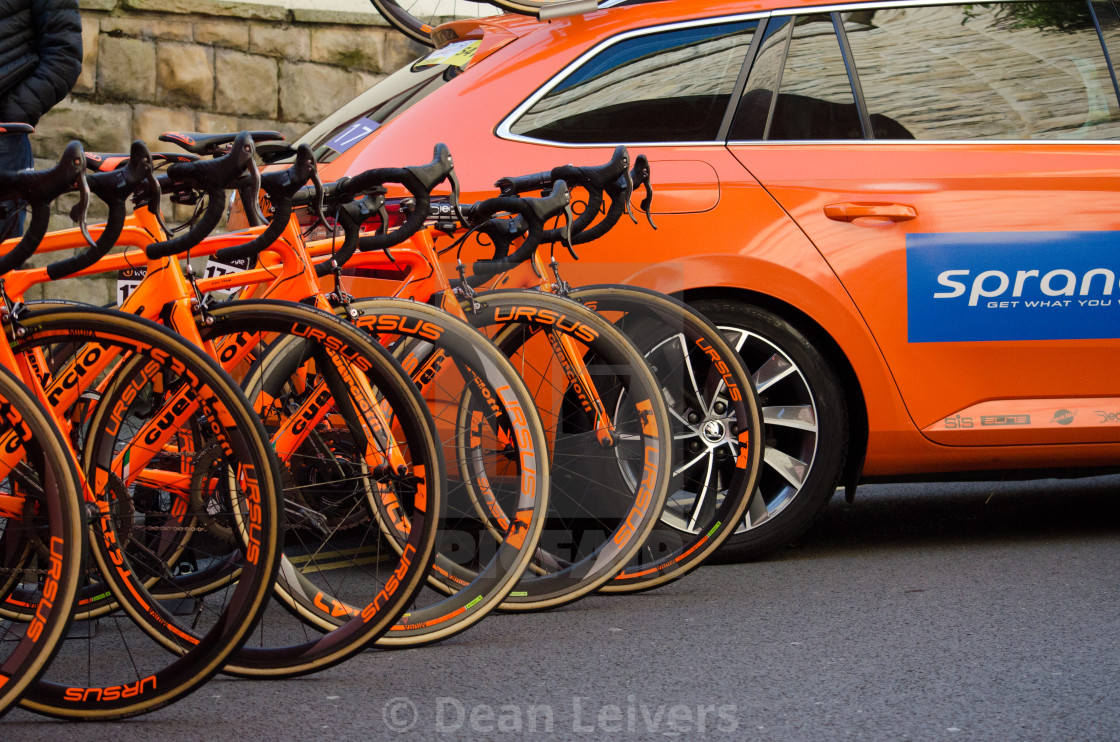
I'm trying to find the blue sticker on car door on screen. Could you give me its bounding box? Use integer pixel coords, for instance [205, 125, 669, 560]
[907, 231, 1119, 342]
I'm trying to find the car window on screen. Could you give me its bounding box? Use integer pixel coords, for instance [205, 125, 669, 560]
[507, 21, 757, 144]
[771, 14, 863, 140]
[1092, 1, 1120, 74]
[728, 16, 791, 139]
[731, 13, 865, 140]
[842, 1, 1120, 140]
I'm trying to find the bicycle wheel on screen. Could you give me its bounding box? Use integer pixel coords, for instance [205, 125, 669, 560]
[567, 285, 763, 592]
[33, 298, 443, 677]
[464, 289, 671, 610]
[368, 0, 580, 46]
[369, 0, 496, 46]
[196, 300, 444, 676]
[11, 304, 284, 720]
[341, 297, 549, 646]
[486, 0, 583, 13]
[0, 365, 84, 718]
[0, 336, 216, 623]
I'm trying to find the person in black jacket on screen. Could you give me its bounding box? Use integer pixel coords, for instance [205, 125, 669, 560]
[0, 0, 82, 235]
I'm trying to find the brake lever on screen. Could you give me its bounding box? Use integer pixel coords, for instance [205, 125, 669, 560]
[141, 149, 171, 237]
[300, 158, 330, 239]
[73, 168, 96, 249]
[310, 164, 326, 223]
[244, 157, 266, 225]
[623, 157, 636, 225]
[377, 203, 390, 236]
[632, 154, 656, 230]
[448, 167, 466, 226]
[559, 194, 576, 259]
[367, 194, 395, 262]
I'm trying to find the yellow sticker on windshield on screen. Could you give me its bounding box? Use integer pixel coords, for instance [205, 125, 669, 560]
[415, 40, 480, 69]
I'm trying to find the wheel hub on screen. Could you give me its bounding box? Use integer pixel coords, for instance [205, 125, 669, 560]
[702, 419, 727, 444]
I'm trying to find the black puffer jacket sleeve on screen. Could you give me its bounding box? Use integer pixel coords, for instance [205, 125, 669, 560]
[0, 0, 82, 126]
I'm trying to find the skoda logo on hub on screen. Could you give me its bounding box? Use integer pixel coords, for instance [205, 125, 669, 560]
[906, 231, 1119, 342]
[702, 420, 725, 444]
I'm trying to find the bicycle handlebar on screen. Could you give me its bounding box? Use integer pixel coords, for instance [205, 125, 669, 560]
[466, 180, 571, 281]
[214, 143, 317, 264]
[346, 143, 455, 253]
[145, 131, 257, 259]
[0, 140, 88, 276]
[473, 213, 527, 262]
[497, 145, 627, 198]
[458, 149, 653, 288]
[290, 143, 457, 257]
[47, 140, 157, 280]
[495, 146, 634, 245]
[314, 191, 384, 278]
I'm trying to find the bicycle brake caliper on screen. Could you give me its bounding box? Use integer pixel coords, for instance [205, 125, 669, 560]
[183, 259, 215, 326]
[0, 281, 27, 340]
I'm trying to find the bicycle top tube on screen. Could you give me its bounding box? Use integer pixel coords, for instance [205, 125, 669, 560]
[0, 203, 311, 303]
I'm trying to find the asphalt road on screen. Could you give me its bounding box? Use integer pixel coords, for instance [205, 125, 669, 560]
[6, 474, 1119, 740]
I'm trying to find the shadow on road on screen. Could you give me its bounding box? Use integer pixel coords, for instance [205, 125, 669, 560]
[774, 474, 1120, 558]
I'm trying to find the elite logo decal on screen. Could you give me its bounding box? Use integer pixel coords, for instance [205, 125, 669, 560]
[906, 231, 1118, 342]
[980, 415, 1030, 426]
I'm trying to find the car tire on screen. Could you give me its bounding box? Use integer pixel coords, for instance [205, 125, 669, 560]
[689, 300, 848, 561]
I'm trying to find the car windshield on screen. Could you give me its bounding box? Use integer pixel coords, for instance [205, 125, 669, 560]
[295, 40, 479, 163]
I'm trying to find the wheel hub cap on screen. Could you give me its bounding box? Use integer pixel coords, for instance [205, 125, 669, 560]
[702, 419, 727, 444]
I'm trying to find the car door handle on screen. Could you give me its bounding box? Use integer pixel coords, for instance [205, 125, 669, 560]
[824, 202, 918, 223]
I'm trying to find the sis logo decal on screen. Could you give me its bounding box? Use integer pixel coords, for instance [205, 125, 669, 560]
[906, 231, 1119, 342]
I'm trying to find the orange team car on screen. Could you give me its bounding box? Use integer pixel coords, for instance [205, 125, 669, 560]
[293, 0, 1120, 560]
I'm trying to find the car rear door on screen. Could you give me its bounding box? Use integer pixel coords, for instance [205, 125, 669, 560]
[727, 1, 1120, 446]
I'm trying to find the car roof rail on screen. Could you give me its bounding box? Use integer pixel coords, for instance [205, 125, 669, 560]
[538, 0, 599, 20]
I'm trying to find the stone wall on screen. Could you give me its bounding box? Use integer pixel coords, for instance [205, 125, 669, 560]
[25, 0, 425, 302]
